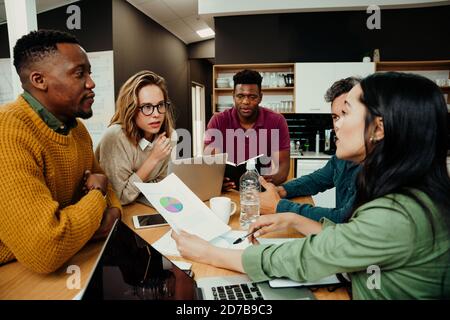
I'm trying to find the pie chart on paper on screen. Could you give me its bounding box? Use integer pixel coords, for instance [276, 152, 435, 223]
[159, 197, 184, 213]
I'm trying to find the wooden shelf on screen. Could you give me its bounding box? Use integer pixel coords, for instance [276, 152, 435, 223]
[440, 87, 450, 104]
[375, 60, 450, 104]
[376, 60, 450, 71]
[212, 63, 296, 115]
[214, 110, 296, 115]
[214, 87, 294, 91]
[214, 63, 295, 72]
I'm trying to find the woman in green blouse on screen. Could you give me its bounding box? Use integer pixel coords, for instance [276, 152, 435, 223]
[172, 72, 450, 299]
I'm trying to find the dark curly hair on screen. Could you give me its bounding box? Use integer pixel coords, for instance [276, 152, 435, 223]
[324, 76, 361, 103]
[233, 69, 263, 91]
[13, 29, 79, 74]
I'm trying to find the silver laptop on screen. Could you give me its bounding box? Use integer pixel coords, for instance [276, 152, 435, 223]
[197, 275, 315, 300]
[168, 153, 226, 201]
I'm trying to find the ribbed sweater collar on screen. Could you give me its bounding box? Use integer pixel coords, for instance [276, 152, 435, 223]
[17, 96, 77, 146]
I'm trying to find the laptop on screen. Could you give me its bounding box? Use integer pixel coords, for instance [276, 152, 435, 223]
[168, 153, 226, 201]
[81, 220, 315, 300]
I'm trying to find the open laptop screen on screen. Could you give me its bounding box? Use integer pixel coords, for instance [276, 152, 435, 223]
[82, 220, 200, 300]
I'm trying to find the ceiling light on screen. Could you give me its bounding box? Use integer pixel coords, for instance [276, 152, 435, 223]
[196, 27, 215, 38]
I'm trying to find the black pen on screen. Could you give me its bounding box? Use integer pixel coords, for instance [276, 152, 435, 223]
[233, 228, 261, 245]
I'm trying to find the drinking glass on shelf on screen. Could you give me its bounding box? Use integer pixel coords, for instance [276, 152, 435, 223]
[261, 72, 269, 88]
[277, 73, 286, 87]
[274, 103, 280, 112]
[269, 73, 277, 88]
[436, 78, 447, 87]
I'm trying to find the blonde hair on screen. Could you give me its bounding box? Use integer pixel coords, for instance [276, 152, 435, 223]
[110, 70, 175, 145]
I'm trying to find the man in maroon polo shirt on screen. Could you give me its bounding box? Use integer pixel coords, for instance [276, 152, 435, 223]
[205, 69, 291, 190]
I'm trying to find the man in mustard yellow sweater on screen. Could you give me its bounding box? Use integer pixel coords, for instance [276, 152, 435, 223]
[0, 30, 122, 274]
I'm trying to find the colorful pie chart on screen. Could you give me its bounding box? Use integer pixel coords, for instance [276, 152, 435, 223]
[159, 197, 183, 213]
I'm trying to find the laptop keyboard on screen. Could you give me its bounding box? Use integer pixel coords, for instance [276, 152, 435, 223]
[211, 283, 263, 300]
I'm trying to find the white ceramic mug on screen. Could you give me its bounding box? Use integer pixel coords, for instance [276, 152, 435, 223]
[209, 197, 237, 224]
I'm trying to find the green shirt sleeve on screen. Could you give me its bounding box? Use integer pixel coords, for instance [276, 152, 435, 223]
[320, 217, 336, 229]
[242, 197, 415, 283]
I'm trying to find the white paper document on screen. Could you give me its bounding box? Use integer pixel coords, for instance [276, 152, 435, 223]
[269, 274, 340, 288]
[257, 238, 297, 245]
[135, 173, 231, 241]
[211, 230, 252, 250]
[172, 261, 192, 270]
[153, 230, 251, 257]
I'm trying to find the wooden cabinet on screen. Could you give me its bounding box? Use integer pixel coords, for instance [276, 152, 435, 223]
[212, 63, 295, 114]
[376, 60, 450, 104]
[296, 159, 336, 208]
[295, 62, 375, 113]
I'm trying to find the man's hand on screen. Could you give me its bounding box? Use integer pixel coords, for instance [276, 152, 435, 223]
[91, 207, 121, 241]
[83, 170, 108, 195]
[259, 177, 281, 214]
[222, 177, 236, 191]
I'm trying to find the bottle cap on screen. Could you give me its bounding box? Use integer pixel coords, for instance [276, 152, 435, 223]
[246, 159, 256, 170]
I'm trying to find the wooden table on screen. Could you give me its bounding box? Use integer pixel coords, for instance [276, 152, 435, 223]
[0, 191, 350, 300]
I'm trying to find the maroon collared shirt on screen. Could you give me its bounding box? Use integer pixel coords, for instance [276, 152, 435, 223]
[205, 107, 290, 167]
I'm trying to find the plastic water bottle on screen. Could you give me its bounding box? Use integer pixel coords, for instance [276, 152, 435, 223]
[239, 159, 261, 229]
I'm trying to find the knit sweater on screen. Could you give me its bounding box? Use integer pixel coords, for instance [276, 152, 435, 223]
[95, 124, 173, 205]
[0, 96, 122, 273]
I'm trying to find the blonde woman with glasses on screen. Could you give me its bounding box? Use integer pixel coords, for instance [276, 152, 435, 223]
[96, 71, 176, 205]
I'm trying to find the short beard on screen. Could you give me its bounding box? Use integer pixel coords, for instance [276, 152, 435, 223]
[74, 109, 93, 119]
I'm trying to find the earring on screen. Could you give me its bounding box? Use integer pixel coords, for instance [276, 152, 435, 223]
[370, 135, 378, 143]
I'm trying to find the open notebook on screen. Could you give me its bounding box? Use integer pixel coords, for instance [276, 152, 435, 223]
[225, 154, 264, 189]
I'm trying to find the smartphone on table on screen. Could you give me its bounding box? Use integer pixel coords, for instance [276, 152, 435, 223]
[132, 213, 168, 229]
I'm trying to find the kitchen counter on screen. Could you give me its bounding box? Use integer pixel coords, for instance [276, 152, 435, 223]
[290, 151, 333, 159]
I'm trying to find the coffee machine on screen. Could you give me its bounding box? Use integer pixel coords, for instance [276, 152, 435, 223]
[283, 73, 294, 87]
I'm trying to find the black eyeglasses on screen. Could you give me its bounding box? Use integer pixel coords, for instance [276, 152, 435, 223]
[138, 101, 170, 116]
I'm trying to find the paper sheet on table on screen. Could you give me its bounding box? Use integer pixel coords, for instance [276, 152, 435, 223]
[257, 238, 297, 245]
[135, 174, 230, 241]
[153, 230, 251, 257]
[269, 274, 340, 288]
[172, 261, 192, 270]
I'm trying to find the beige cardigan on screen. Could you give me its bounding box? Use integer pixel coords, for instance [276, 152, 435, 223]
[95, 124, 174, 205]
